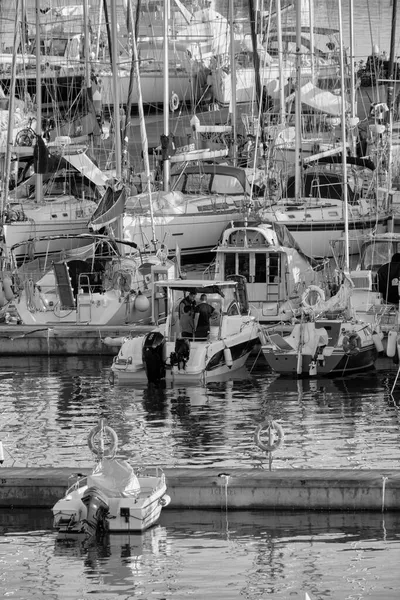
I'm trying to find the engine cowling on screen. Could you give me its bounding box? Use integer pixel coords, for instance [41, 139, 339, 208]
[142, 331, 166, 383]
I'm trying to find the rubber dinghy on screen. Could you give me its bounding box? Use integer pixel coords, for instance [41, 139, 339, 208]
[52, 419, 170, 535]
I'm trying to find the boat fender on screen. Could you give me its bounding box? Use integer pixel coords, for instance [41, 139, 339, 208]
[386, 330, 397, 358]
[309, 360, 317, 376]
[170, 91, 179, 112]
[160, 494, 171, 507]
[223, 347, 233, 368]
[0, 441, 4, 464]
[254, 420, 284, 453]
[372, 331, 384, 353]
[0, 284, 6, 308]
[301, 285, 325, 310]
[135, 291, 150, 312]
[87, 421, 118, 459]
[2, 277, 14, 301]
[342, 332, 362, 355]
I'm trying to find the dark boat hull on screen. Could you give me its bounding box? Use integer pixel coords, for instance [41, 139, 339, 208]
[262, 345, 378, 378]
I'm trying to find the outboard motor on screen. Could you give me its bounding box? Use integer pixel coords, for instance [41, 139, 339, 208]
[170, 338, 190, 371]
[142, 331, 166, 383]
[81, 486, 109, 535]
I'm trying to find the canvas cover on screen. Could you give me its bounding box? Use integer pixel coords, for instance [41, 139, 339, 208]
[88, 458, 141, 497]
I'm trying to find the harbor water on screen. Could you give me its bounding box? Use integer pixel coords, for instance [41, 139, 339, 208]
[1, 354, 400, 599]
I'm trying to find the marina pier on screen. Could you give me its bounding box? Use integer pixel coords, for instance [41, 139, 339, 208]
[1, 467, 399, 512]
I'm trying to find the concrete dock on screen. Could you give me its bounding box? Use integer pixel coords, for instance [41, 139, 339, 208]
[1, 467, 399, 511]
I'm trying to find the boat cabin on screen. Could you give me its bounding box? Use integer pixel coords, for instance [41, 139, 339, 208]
[212, 223, 322, 322]
[151, 279, 249, 341]
[170, 164, 265, 200]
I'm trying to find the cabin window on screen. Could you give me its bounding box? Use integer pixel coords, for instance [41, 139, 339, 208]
[224, 254, 236, 278]
[211, 175, 244, 195]
[255, 254, 267, 283]
[183, 173, 211, 194]
[267, 253, 280, 283]
[238, 254, 250, 283]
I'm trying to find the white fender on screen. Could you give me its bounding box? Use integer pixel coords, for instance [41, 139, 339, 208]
[0, 441, 4, 464]
[0, 285, 6, 308]
[2, 277, 14, 301]
[387, 330, 397, 358]
[224, 347, 233, 368]
[372, 332, 384, 353]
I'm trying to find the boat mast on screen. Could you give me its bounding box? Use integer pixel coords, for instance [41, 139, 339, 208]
[386, 0, 398, 206]
[1, 0, 21, 217]
[294, 0, 302, 201]
[35, 0, 43, 204]
[109, 0, 122, 179]
[338, 0, 349, 272]
[163, 0, 171, 192]
[127, 0, 158, 251]
[348, 0, 357, 156]
[276, 0, 285, 125]
[229, 0, 237, 164]
[248, 0, 263, 124]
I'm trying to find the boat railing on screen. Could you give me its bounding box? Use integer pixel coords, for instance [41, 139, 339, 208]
[203, 260, 216, 280]
[65, 475, 88, 495]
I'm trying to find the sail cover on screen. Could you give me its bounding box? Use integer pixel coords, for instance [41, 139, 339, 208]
[286, 81, 349, 116]
[62, 151, 109, 187]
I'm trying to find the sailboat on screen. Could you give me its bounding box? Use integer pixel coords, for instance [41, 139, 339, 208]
[257, 0, 392, 258]
[259, 0, 378, 378]
[0, 0, 108, 263]
[207, 0, 341, 107]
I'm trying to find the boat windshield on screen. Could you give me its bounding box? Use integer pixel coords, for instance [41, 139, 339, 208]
[361, 241, 400, 270]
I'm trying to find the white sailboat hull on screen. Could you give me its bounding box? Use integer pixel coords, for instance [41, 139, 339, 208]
[123, 210, 245, 256]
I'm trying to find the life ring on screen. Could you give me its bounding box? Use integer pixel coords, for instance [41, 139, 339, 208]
[254, 420, 284, 453]
[342, 332, 362, 355]
[87, 420, 118, 458]
[170, 91, 179, 112]
[301, 285, 325, 309]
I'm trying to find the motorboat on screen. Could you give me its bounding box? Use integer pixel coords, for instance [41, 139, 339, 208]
[260, 282, 378, 378]
[52, 419, 170, 535]
[208, 220, 331, 323]
[110, 278, 261, 384]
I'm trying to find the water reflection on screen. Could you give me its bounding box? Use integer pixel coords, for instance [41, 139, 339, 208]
[1, 509, 399, 599]
[1, 356, 400, 470]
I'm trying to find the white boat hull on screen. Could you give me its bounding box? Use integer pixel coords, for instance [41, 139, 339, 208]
[111, 322, 260, 385]
[259, 212, 389, 257]
[123, 210, 246, 256]
[3, 220, 94, 259]
[99, 70, 200, 107]
[53, 474, 170, 534]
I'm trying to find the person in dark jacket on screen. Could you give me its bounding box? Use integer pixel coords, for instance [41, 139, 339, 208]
[194, 294, 215, 339]
[377, 252, 400, 303]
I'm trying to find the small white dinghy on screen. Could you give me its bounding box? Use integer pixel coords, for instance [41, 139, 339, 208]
[52, 419, 170, 535]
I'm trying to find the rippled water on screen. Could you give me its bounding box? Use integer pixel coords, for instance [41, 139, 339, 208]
[1, 356, 400, 598]
[1, 355, 400, 470]
[1, 508, 399, 600]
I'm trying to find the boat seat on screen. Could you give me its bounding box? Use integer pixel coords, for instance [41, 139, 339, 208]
[267, 333, 294, 351]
